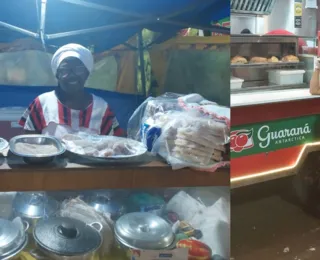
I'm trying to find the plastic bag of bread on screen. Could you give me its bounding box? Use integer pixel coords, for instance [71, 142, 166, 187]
[177, 93, 230, 127]
[127, 93, 230, 170]
[127, 94, 183, 144]
[128, 93, 229, 145]
[152, 111, 229, 170]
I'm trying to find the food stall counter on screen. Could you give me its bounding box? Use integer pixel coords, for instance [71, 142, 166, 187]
[0, 155, 229, 192]
[231, 88, 320, 107]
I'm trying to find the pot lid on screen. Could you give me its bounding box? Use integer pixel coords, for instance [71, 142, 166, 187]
[115, 212, 174, 250]
[85, 195, 125, 215]
[0, 218, 26, 258]
[33, 217, 102, 256]
[13, 192, 59, 218]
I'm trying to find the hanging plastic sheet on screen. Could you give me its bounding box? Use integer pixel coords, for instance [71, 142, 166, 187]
[0, 37, 142, 129]
[149, 36, 230, 106]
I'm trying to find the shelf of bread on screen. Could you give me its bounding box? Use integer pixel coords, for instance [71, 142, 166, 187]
[231, 55, 303, 68]
[231, 61, 304, 69]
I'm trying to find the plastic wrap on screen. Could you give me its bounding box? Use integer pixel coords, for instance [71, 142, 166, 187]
[60, 197, 114, 256]
[62, 133, 147, 159]
[0, 192, 16, 218]
[0, 217, 26, 257]
[165, 190, 230, 259]
[0, 50, 56, 86]
[127, 93, 230, 170]
[0, 45, 129, 93]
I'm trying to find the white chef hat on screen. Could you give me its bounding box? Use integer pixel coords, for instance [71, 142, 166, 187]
[51, 43, 94, 76]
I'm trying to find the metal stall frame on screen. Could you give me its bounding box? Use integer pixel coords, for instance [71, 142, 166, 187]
[0, 0, 230, 96]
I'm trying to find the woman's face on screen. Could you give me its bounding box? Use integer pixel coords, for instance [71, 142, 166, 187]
[56, 57, 89, 94]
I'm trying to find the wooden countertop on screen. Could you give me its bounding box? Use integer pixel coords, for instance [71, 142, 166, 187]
[0, 154, 229, 192]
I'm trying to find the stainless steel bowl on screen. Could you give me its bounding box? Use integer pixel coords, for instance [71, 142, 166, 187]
[0, 218, 29, 260]
[84, 194, 126, 220]
[12, 192, 60, 232]
[9, 135, 65, 164]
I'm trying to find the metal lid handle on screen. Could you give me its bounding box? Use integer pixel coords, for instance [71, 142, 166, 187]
[89, 222, 103, 232]
[57, 223, 78, 239]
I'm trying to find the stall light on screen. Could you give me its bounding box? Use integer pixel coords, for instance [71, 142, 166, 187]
[231, 141, 320, 183]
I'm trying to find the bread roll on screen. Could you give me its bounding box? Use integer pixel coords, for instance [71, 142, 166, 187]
[282, 55, 299, 62]
[267, 56, 279, 63]
[231, 55, 248, 64]
[250, 57, 268, 63]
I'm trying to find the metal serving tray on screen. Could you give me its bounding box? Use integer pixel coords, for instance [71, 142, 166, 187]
[9, 135, 65, 161]
[231, 61, 304, 69]
[62, 134, 147, 163]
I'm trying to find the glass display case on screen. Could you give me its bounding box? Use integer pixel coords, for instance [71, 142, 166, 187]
[231, 34, 304, 93]
[0, 187, 230, 260]
[230, 34, 320, 188]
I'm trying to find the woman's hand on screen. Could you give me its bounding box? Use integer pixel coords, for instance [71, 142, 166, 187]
[309, 57, 320, 95]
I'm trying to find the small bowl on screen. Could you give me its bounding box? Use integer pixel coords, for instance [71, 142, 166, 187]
[9, 135, 65, 165]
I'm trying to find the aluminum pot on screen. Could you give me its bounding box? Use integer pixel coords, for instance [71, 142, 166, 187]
[115, 212, 175, 251]
[84, 194, 126, 220]
[0, 218, 29, 260]
[12, 192, 59, 232]
[31, 217, 102, 260]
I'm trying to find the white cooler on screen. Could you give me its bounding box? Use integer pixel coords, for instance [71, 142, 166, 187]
[231, 76, 244, 90]
[268, 69, 305, 85]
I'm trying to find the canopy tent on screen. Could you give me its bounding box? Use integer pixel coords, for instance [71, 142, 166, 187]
[0, 0, 230, 52]
[0, 0, 230, 130]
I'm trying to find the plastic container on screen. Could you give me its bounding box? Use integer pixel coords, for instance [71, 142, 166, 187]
[268, 70, 305, 85]
[230, 77, 244, 89]
[305, 0, 317, 8]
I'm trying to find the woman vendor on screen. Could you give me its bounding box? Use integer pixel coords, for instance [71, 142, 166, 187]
[19, 43, 124, 138]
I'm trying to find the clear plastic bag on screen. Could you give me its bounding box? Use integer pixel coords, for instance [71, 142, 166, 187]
[62, 133, 147, 158]
[165, 189, 230, 259]
[127, 93, 230, 170]
[60, 197, 114, 256]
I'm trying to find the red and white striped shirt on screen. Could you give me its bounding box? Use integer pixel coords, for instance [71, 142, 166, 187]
[19, 91, 123, 137]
